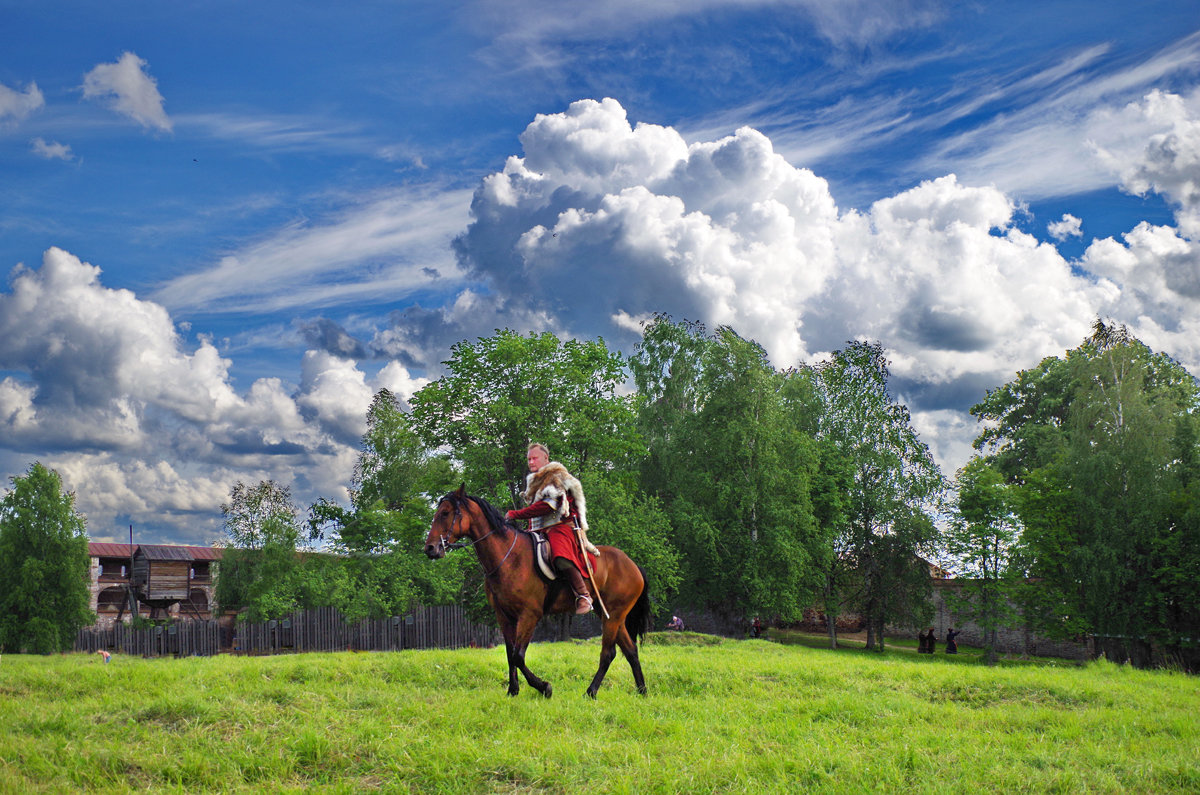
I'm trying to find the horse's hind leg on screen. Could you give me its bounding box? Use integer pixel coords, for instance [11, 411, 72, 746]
[512, 613, 553, 698]
[586, 619, 621, 699]
[615, 624, 647, 695]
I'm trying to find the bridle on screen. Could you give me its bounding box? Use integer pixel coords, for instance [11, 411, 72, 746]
[433, 496, 518, 578]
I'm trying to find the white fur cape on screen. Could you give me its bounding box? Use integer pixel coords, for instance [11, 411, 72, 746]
[522, 461, 589, 533]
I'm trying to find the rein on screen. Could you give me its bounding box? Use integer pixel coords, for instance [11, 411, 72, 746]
[438, 497, 519, 578]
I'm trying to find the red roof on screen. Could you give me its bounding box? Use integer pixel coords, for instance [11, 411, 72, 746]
[88, 542, 223, 561]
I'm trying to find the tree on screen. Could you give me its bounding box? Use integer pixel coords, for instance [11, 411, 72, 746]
[630, 318, 830, 623]
[409, 329, 643, 507]
[309, 389, 467, 622]
[0, 463, 93, 653]
[945, 458, 1020, 664]
[972, 320, 1200, 669]
[215, 480, 307, 621]
[812, 341, 943, 651]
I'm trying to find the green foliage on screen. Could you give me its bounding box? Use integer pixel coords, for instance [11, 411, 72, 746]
[630, 318, 831, 622]
[582, 472, 682, 612]
[215, 480, 307, 622]
[970, 320, 1200, 663]
[811, 341, 943, 650]
[309, 389, 470, 622]
[0, 462, 93, 653]
[409, 329, 642, 506]
[945, 458, 1021, 663]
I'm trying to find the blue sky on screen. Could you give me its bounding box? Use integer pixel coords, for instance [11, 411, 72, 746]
[2, 1, 1199, 545]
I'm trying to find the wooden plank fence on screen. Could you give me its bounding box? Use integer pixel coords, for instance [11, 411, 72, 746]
[76, 620, 222, 657]
[234, 605, 498, 655]
[75, 605, 498, 658]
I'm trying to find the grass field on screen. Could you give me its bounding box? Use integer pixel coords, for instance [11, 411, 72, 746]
[1, 634, 1198, 793]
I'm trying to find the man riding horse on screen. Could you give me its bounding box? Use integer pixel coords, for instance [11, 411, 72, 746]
[505, 443, 600, 615]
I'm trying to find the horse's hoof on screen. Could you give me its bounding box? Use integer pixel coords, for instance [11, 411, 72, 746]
[637, 685, 648, 696]
[585, 688, 597, 700]
[507, 688, 519, 697]
[542, 683, 553, 699]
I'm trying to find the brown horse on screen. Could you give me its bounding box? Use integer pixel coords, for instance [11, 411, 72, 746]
[424, 486, 649, 699]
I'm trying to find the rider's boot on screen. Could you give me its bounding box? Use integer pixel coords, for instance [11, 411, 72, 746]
[563, 563, 592, 615]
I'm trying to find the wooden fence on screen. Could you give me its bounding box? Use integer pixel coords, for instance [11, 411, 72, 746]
[233, 605, 498, 655]
[76, 620, 222, 657]
[75, 605, 499, 658]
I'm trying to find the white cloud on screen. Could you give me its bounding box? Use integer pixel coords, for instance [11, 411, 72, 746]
[454, 96, 1200, 476]
[920, 36, 1200, 200]
[82, 52, 172, 132]
[0, 248, 425, 542]
[30, 137, 73, 161]
[1048, 214, 1082, 240]
[473, 0, 940, 55]
[0, 80, 44, 123]
[153, 186, 471, 314]
[1106, 90, 1200, 238]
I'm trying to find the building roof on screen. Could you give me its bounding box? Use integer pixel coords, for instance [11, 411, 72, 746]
[88, 542, 223, 561]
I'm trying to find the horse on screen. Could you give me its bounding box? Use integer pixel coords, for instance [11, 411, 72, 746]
[424, 485, 649, 699]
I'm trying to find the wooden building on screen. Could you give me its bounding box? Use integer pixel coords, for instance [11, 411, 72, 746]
[88, 543, 223, 628]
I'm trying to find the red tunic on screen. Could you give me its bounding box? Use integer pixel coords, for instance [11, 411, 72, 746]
[507, 496, 595, 578]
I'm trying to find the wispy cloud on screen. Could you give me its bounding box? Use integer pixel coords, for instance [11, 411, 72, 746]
[180, 111, 371, 154]
[153, 185, 473, 314]
[922, 32, 1200, 198]
[472, 0, 941, 52]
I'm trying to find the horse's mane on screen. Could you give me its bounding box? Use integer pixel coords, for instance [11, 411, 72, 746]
[441, 491, 518, 537]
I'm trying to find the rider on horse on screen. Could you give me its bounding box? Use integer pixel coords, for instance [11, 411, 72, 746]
[505, 443, 599, 615]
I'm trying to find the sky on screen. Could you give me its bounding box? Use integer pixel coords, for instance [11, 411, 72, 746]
[2, 1, 1199, 546]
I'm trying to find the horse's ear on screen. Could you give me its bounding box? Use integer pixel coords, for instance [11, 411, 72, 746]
[456, 483, 466, 498]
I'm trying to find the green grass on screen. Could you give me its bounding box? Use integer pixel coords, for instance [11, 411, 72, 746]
[1, 635, 1198, 793]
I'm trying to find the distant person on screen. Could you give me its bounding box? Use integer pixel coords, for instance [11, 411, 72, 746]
[751, 617, 763, 639]
[96, 649, 111, 664]
[945, 628, 960, 654]
[917, 629, 929, 653]
[667, 615, 684, 631]
[926, 628, 937, 654]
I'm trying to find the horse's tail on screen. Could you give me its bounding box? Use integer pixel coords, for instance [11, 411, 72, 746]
[625, 565, 652, 644]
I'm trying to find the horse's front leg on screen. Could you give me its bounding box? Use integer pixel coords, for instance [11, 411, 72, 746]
[497, 612, 521, 696]
[512, 611, 553, 698]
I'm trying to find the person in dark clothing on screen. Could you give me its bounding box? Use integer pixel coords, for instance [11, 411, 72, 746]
[945, 628, 960, 654]
[751, 617, 763, 638]
[917, 629, 929, 653]
[926, 628, 937, 654]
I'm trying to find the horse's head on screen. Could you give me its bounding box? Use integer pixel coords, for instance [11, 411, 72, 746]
[425, 484, 469, 559]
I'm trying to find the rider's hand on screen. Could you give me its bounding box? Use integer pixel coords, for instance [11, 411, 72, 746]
[505, 510, 517, 520]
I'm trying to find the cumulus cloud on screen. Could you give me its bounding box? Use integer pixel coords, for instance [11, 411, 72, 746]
[0, 80, 44, 123]
[0, 248, 424, 542]
[1048, 214, 1082, 240]
[298, 318, 367, 359]
[1107, 90, 1200, 238]
[82, 52, 173, 132]
[452, 96, 1200, 475]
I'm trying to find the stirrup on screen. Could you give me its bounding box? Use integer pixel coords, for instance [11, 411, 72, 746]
[574, 593, 592, 615]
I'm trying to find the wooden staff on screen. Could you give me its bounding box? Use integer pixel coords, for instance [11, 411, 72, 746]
[575, 522, 609, 619]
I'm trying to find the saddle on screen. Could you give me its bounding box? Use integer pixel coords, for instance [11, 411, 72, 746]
[529, 531, 557, 580]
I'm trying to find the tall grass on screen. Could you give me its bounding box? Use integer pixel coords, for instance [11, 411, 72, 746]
[1, 635, 1197, 793]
